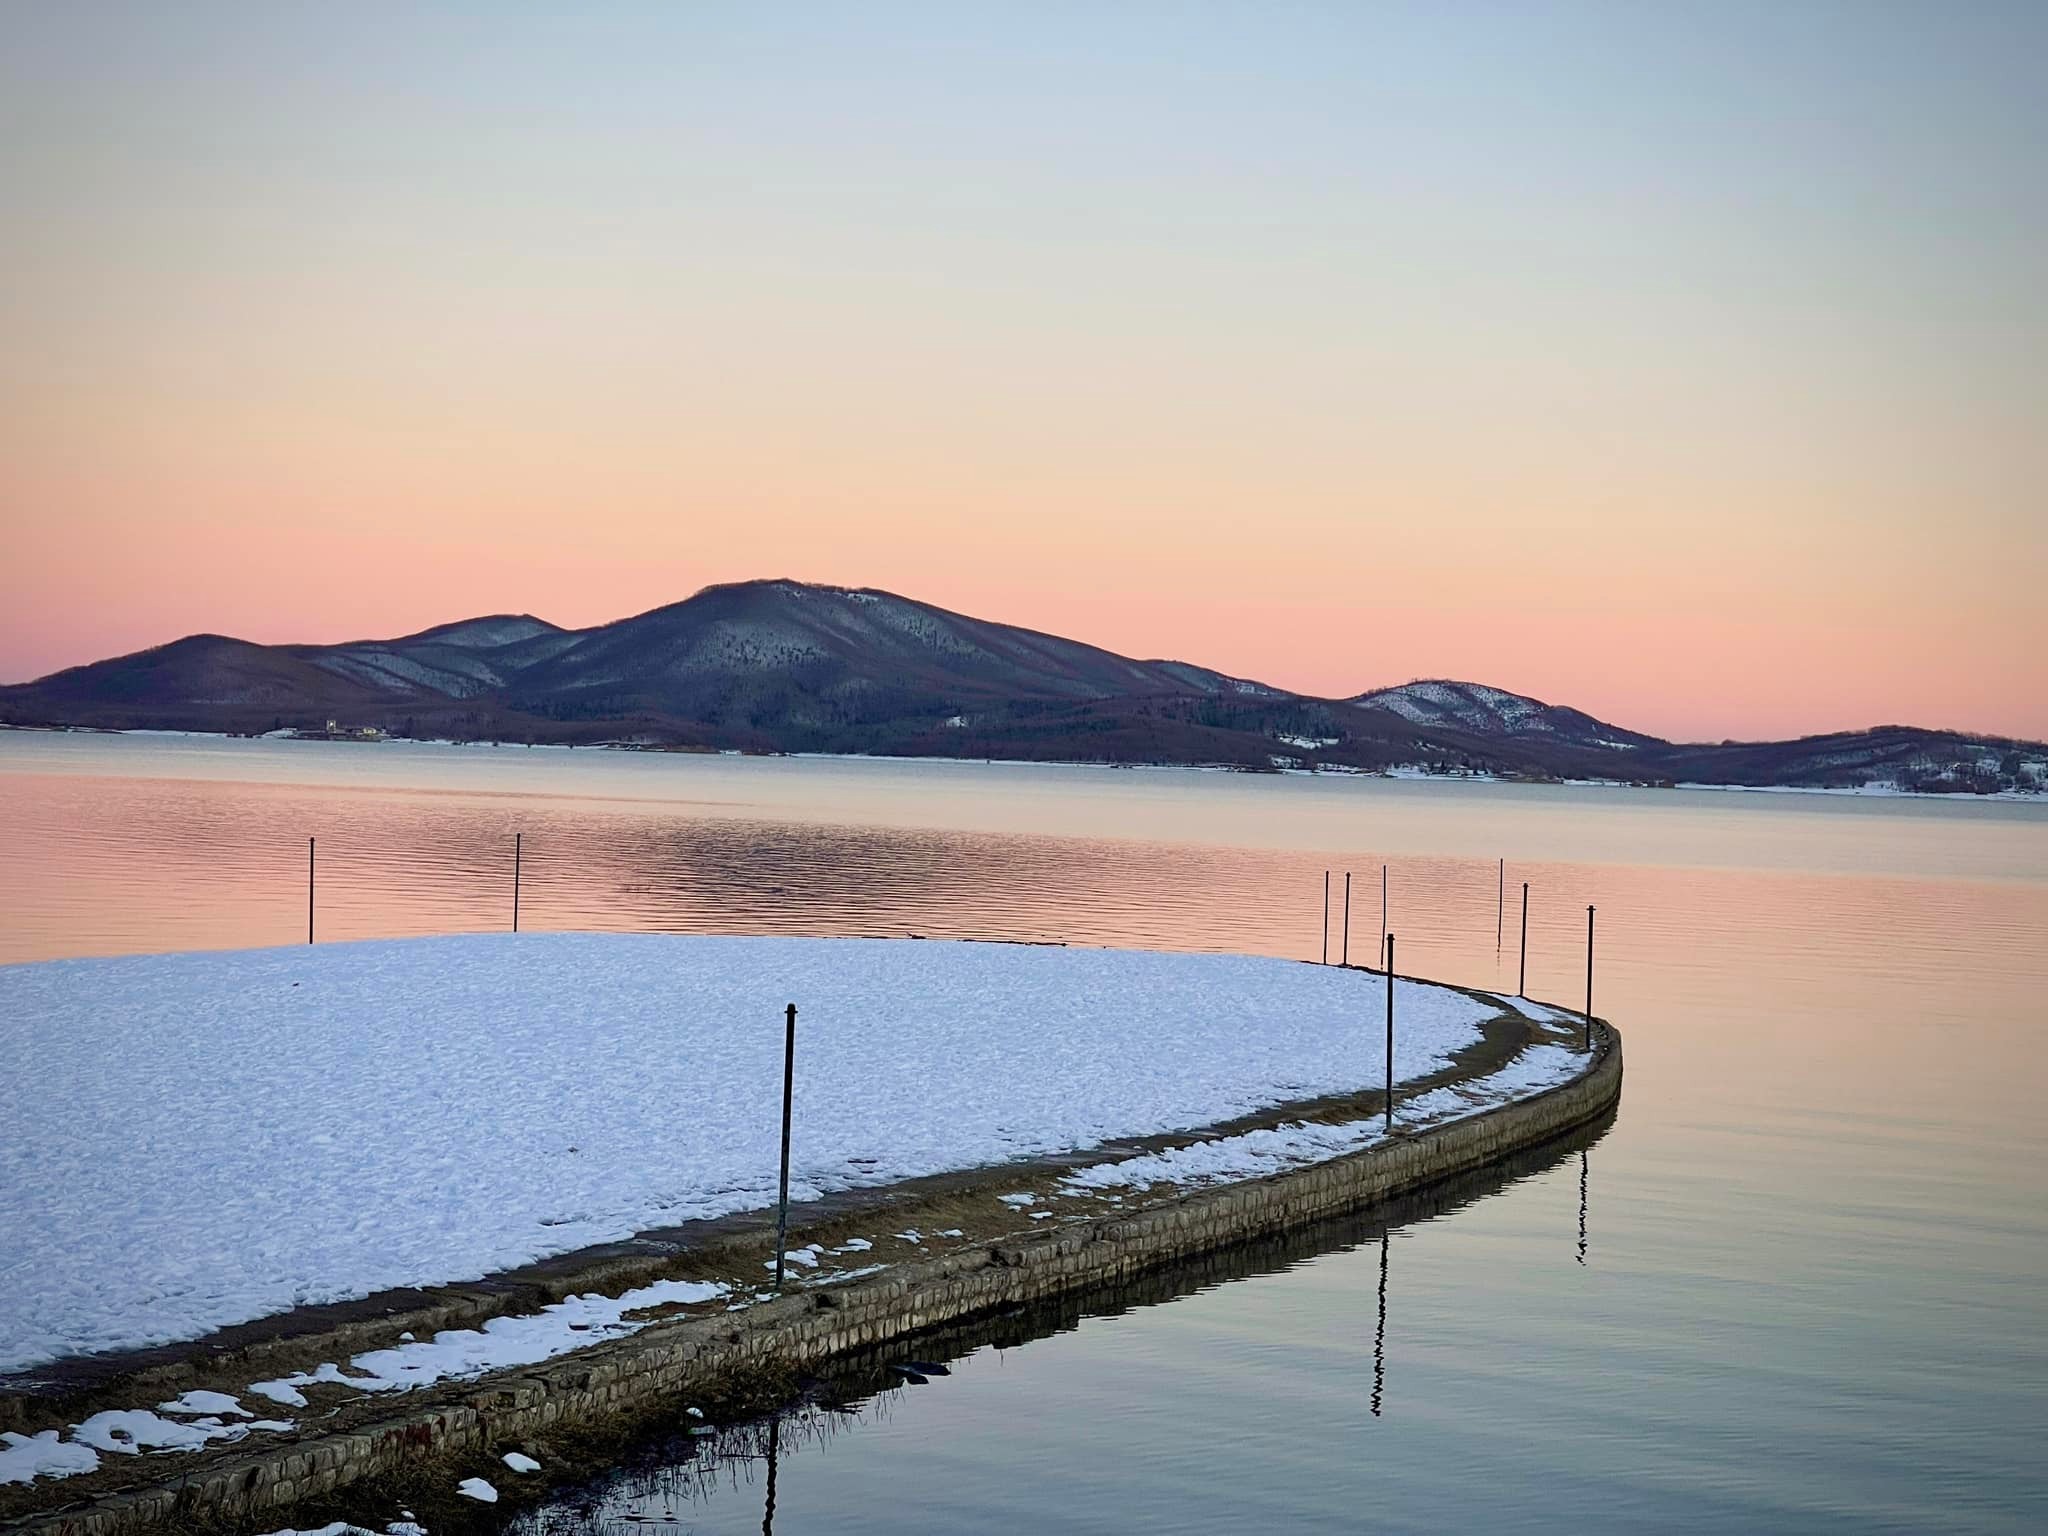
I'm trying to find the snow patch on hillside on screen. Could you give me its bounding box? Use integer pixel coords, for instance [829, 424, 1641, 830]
[416, 618, 559, 650]
[1359, 681, 1552, 734]
[327, 651, 498, 699]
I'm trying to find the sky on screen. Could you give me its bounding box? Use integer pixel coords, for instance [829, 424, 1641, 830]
[1, 2, 2043, 742]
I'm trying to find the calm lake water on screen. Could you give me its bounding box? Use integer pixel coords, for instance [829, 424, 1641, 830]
[3, 733, 2045, 1532]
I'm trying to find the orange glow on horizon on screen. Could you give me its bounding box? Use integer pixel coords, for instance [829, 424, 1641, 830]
[2, 6, 2042, 744]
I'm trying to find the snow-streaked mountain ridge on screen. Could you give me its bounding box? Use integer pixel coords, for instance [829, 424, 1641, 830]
[1350, 679, 1666, 752]
[2, 582, 2040, 793]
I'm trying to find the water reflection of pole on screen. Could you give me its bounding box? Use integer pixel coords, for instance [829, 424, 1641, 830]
[307, 837, 315, 945]
[761, 1414, 780, 1536]
[1322, 871, 1329, 965]
[1496, 858, 1503, 951]
[1341, 873, 1351, 966]
[1371, 1228, 1389, 1417]
[513, 832, 522, 933]
[1577, 1150, 1589, 1266]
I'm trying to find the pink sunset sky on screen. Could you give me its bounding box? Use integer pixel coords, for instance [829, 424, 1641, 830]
[3, 5, 2043, 743]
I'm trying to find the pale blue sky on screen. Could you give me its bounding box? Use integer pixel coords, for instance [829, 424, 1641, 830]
[3, 3, 2043, 736]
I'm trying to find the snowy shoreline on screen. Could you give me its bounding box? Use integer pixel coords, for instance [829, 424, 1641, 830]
[0, 935, 1499, 1377]
[0, 970, 1601, 1494]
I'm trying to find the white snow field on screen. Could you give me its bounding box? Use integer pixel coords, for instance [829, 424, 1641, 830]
[0, 934, 1497, 1375]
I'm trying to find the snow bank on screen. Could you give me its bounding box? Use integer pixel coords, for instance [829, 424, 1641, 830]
[247, 1278, 725, 1406]
[0, 1431, 101, 1486]
[0, 935, 1494, 1373]
[1060, 1042, 1584, 1194]
[0, 1399, 294, 1486]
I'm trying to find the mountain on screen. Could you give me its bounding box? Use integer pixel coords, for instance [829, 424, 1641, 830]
[495, 579, 1281, 734]
[1643, 725, 2045, 796]
[1347, 680, 2042, 794]
[1, 580, 2040, 794]
[1351, 680, 1666, 754]
[0, 581, 1303, 756]
[0, 619, 579, 739]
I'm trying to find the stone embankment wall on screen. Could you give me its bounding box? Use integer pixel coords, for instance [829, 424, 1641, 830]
[20, 1023, 1622, 1536]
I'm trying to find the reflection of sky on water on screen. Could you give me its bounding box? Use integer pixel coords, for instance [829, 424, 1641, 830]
[5, 737, 2046, 1530]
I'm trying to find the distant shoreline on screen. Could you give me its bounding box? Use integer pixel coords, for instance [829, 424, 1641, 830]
[2, 722, 2042, 804]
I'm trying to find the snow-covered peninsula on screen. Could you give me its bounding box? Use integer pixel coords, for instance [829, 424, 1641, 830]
[0, 934, 1503, 1375]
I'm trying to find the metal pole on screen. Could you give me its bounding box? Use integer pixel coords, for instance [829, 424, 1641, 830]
[1380, 864, 1388, 969]
[1341, 873, 1351, 966]
[307, 837, 315, 944]
[513, 833, 522, 933]
[773, 1003, 798, 1290]
[1384, 933, 1395, 1131]
[1321, 871, 1329, 965]
[1518, 883, 1529, 996]
[1585, 905, 1596, 1050]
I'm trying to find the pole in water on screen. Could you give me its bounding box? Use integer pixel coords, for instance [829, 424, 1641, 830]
[1380, 864, 1388, 968]
[1341, 872, 1351, 966]
[1496, 858, 1504, 950]
[1383, 933, 1396, 1131]
[1322, 871, 1330, 965]
[1518, 882, 1529, 996]
[773, 1003, 798, 1290]
[307, 837, 315, 945]
[513, 832, 522, 933]
[1585, 905, 1596, 1050]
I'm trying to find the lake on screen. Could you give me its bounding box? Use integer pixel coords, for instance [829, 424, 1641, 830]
[2, 732, 2043, 1532]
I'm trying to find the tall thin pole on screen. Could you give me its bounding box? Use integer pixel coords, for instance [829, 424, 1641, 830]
[1380, 864, 1388, 970]
[773, 1003, 798, 1290]
[1496, 859, 1504, 949]
[1518, 883, 1529, 996]
[1384, 933, 1396, 1131]
[307, 837, 315, 945]
[1585, 905, 1596, 1050]
[1321, 871, 1329, 965]
[1341, 873, 1351, 966]
[513, 833, 522, 932]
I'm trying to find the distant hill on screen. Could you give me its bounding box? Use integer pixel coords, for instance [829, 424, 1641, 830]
[1351, 680, 1666, 754]
[494, 579, 1282, 735]
[2, 580, 2041, 795]
[1348, 679, 2042, 795]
